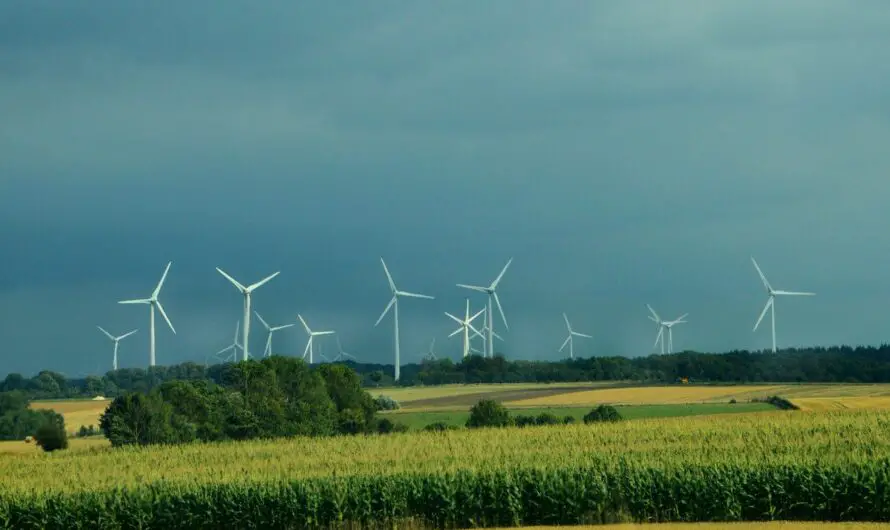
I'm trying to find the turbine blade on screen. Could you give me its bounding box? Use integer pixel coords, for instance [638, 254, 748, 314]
[467, 322, 483, 337]
[303, 340, 311, 360]
[254, 311, 271, 330]
[397, 291, 434, 300]
[773, 290, 816, 296]
[563, 312, 572, 332]
[313, 331, 335, 336]
[456, 283, 487, 293]
[448, 327, 462, 338]
[271, 324, 295, 331]
[492, 329, 505, 341]
[654, 327, 664, 348]
[559, 335, 571, 352]
[216, 267, 246, 291]
[118, 329, 138, 340]
[153, 261, 172, 298]
[573, 332, 593, 338]
[490, 258, 513, 289]
[469, 308, 485, 323]
[753, 297, 773, 332]
[248, 271, 280, 291]
[155, 301, 176, 334]
[674, 313, 689, 322]
[751, 257, 772, 292]
[646, 304, 660, 322]
[96, 326, 114, 340]
[297, 314, 312, 335]
[118, 298, 151, 304]
[493, 292, 508, 329]
[374, 297, 396, 327]
[380, 258, 396, 292]
[444, 312, 463, 325]
[216, 344, 234, 355]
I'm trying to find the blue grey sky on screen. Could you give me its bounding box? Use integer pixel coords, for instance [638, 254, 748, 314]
[2, 1, 890, 376]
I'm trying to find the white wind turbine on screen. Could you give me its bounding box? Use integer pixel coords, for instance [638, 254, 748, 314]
[332, 336, 357, 362]
[751, 257, 815, 353]
[419, 338, 438, 362]
[254, 311, 294, 358]
[216, 268, 280, 361]
[457, 258, 512, 358]
[647, 304, 687, 354]
[445, 298, 485, 358]
[374, 257, 434, 381]
[298, 314, 334, 364]
[559, 313, 592, 359]
[212, 321, 243, 363]
[96, 326, 137, 371]
[118, 261, 175, 367]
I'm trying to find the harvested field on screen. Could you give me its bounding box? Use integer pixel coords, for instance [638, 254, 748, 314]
[370, 382, 624, 410]
[793, 396, 890, 411]
[506, 385, 783, 407]
[29, 399, 109, 434]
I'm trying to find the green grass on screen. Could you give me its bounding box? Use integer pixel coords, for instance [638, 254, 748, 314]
[383, 402, 776, 430]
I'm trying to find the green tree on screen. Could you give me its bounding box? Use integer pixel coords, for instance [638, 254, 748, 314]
[466, 399, 511, 428]
[583, 405, 621, 423]
[99, 393, 178, 446]
[34, 421, 68, 452]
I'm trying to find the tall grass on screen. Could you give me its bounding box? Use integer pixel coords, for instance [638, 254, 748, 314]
[1, 411, 889, 528]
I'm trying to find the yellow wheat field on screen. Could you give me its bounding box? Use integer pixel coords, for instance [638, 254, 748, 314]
[368, 381, 620, 403]
[0, 437, 109, 455]
[513, 524, 890, 529]
[506, 385, 783, 406]
[29, 399, 109, 434]
[793, 396, 890, 411]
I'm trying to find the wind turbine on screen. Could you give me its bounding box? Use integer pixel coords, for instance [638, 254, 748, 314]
[297, 314, 334, 364]
[419, 338, 438, 362]
[374, 258, 434, 381]
[216, 268, 280, 361]
[457, 258, 512, 359]
[254, 311, 294, 358]
[332, 336, 357, 362]
[118, 261, 175, 367]
[445, 298, 485, 358]
[96, 326, 137, 371]
[751, 257, 815, 353]
[647, 304, 687, 354]
[559, 313, 592, 359]
[212, 321, 243, 363]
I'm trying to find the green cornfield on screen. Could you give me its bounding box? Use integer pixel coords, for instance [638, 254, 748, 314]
[1, 410, 889, 528]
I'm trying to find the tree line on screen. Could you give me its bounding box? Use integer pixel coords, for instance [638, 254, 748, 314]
[4, 345, 890, 403]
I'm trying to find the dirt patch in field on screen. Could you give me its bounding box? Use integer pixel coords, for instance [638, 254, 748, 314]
[401, 385, 599, 410]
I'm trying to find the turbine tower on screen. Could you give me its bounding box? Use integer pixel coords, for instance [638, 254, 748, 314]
[559, 313, 592, 359]
[118, 261, 176, 367]
[457, 258, 512, 358]
[213, 321, 243, 363]
[255, 311, 294, 358]
[298, 314, 334, 364]
[647, 305, 688, 354]
[445, 298, 485, 358]
[751, 257, 815, 353]
[96, 326, 137, 371]
[374, 257, 434, 381]
[216, 268, 280, 361]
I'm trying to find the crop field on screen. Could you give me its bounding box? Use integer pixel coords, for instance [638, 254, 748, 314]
[29, 398, 109, 434]
[513, 525, 890, 529]
[0, 436, 108, 455]
[385, 403, 776, 430]
[1, 410, 889, 527]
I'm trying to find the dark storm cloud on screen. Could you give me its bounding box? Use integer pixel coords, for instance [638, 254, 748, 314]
[2, 1, 890, 375]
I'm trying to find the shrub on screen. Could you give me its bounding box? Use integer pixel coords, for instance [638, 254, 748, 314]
[729, 398, 737, 404]
[754, 395, 799, 410]
[34, 422, 68, 452]
[373, 395, 401, 411]
[563, 415, 576, 424]
[535, 412, 560, 426]
[76, 425, 100, 437]
[583, 404, 622, 424]
[512, 415, 537, 427]
[466, 399, 510, 428]
[423, 421, 458, 432]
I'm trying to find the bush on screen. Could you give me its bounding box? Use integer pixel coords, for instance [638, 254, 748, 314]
[466, 399, 510, 428]
[583, 404, 621, 424]
[535, 412, 560, 426]
[512, 415, 536, 427]
[563, 415, 576, 424]
[423, 421, 459, 432]
[34, 422, 68, 452]
[373, 395, 401, 411]
[76, 425, 100, 437]
[754, 395, 799, 410]
[729, 398, 737, 404]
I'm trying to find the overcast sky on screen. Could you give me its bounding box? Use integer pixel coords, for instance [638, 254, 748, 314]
[2, 1, 890, 376]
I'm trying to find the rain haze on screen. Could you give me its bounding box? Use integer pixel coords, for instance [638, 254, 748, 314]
[2, 1, 889, 376]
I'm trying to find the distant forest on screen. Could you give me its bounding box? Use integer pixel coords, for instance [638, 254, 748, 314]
[3, 345, 890, 400]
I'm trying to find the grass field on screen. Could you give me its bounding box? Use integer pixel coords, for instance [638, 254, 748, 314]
[1, 410, 888, 527]
[385, 403, 776, 430]
[29, 398, 109, 434]
[0, 436, 109, 455]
